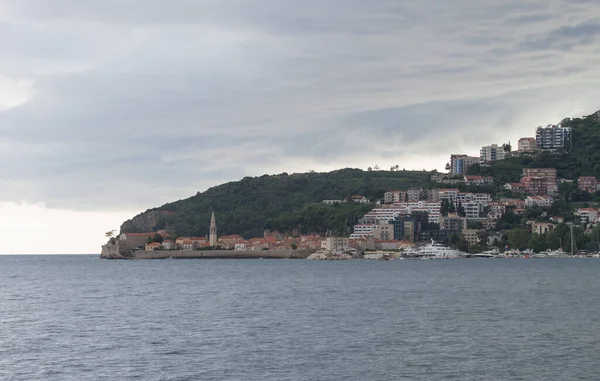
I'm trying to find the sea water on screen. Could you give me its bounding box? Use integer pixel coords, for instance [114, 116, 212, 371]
[1, 255, 599, 380]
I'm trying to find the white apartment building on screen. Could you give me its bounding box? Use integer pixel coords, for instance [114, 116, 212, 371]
[392, 201, 442, 224]
[480, 144, 507, 163]
[462, 202, 482, 219]
[487, 203, 506, 219]
[473, 193, 492, 206]
[575, 208, 599, 224]
[352, 224, 376, 235]
[525, 196, 554, 207]
[439, 189, 460, 202]
[536, 125, 572, 149]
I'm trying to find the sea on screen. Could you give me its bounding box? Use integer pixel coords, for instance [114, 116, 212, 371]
[1, 256, 600, 381]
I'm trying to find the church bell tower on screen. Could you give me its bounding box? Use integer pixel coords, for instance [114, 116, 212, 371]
[209, 211, 217, 247]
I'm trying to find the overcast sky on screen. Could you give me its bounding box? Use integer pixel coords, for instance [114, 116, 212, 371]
[2, 0, 600, 253]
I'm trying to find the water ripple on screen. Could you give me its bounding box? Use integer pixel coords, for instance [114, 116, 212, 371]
[1, 256, 599, 380]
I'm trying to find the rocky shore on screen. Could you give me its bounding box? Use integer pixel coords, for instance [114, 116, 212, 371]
[306, 252, 353, 260]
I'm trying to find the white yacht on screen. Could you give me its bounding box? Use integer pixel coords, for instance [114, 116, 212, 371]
[476, 248, 502, 258]
[547, 249, 564, 258]
[412, 240, 462, 259]
[474, 252, 495, 258]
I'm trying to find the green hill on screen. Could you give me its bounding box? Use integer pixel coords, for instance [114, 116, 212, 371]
[120, 168, 430, 238]
[467, 111, 600, 182]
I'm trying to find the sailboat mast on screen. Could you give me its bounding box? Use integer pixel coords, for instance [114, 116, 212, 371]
[570, 225, 575, 255]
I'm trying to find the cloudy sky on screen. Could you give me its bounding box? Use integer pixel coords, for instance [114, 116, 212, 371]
[2, 0, 600, 253]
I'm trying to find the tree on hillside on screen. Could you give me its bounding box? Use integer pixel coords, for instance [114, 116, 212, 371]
[528, 233, 545, 253]
[153, 233, 164, 244]
[120, 168, 444, 239]
[559, 182, 577, 202]
[448, 200, 456, 214]
[477, 230, 490, 246]
[503, 142, 512, 153]
[440, 199, 450, 217]
[507, 228, 531, 250]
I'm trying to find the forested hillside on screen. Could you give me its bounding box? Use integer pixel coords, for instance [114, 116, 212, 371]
[121, 168, 430, 238]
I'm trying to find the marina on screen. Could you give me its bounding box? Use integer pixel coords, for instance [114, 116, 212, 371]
[360, 240, 600, 260]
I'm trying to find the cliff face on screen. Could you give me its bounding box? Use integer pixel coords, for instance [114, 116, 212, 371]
[100, 239, 134, 259]
[120, 210, 173, 233]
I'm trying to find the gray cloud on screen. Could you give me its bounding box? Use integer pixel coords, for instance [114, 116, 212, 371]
[1, 0, 600, 210]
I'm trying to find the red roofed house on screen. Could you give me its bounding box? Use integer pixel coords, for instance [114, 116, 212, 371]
[175, 237, 190, 245]
[145, 242, 162, 251]
[190, 237, 207, 244]
[350, 195, 370, 204]
[218, 235, 244, 249]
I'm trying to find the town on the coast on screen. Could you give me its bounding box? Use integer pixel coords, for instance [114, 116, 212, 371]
[106, 114, 600, 260]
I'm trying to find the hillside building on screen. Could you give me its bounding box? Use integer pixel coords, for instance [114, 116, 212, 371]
[440, 213, 468, 232]
[578, 176, 598, 193]
[480, 144, 507, 163]
[522, 168, 558, 195]
[321, 237, 350, 252]
[536, 125, 572, 149]
[525, 196, 554, 208]
[518, 137, 537, 152]
[384, 190, 407, 203]
[450, 154, 480, 175]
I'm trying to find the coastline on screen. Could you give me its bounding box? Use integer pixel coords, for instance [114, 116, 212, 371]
[100, 246, 311, 260]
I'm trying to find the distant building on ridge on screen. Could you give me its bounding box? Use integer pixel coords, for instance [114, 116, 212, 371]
[536, 125, 571, 149]
[450, 154, 480, 175]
